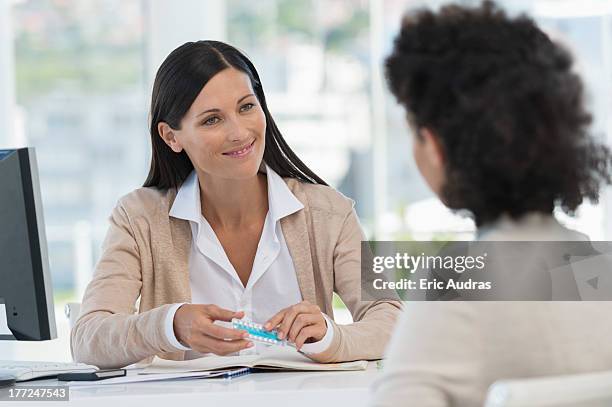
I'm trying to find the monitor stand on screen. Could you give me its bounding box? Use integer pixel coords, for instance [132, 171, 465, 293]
[0, 301, 14, 340]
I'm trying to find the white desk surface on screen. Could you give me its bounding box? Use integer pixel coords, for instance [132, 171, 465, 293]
[15, 363, 381, 407]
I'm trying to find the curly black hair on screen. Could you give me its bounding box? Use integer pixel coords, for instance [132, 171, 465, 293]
[385, 1, 612, 226]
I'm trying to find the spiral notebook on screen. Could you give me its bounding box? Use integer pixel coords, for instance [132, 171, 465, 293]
[142, 347, 368, 374]
[65, 368, 250, 386]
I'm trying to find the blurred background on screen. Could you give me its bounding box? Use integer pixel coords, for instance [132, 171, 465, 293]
[1, 0, 611, 361]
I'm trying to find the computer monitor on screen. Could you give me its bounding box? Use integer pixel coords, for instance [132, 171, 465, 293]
[0, 147, 56, 341]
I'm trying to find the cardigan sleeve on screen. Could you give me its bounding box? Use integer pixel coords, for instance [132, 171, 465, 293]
[306, 204, 402, 363]
[70, 202, 182, 369]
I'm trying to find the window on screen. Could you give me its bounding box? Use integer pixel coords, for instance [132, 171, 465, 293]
[1, 0, 610, 361]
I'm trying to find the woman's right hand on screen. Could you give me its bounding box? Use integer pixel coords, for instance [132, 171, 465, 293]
[172, 304, 253, 355]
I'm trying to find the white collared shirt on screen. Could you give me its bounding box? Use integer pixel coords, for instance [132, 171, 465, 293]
[164, 165, 333, 358]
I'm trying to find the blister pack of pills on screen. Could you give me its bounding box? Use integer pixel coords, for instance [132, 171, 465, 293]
[231, 318, 293, 347]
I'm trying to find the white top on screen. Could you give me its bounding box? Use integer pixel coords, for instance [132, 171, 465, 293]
[163, 165, 333, 358]
[371, 214, 610, 407]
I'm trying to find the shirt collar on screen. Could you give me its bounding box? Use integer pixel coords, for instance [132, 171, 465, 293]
[263, 164, 304, 221]
[168, 169, 201, 223]
[169, 164, 304, 223]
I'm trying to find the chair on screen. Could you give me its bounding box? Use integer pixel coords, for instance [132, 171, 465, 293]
[64, 302, 81, 329]
[484, 370, 612, 407]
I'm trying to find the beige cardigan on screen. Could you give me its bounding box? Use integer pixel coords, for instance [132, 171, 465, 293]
[71, 178, 401, 369]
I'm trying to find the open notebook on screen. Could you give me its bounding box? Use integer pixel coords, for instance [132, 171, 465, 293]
[142, 346, 369, 374]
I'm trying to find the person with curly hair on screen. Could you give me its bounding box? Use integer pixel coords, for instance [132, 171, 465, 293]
[371, 2, 612, 406]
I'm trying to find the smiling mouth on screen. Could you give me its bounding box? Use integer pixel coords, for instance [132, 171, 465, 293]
[222, 139, 255, 158]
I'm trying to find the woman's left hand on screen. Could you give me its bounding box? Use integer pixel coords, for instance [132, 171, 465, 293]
[264, 301, 327, 351]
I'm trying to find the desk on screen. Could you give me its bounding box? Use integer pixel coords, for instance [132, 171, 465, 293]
[15, 363, 380, 406]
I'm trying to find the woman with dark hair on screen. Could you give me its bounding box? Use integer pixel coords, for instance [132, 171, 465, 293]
[71, 40, 400, 369]
[371, 2, 612, 406]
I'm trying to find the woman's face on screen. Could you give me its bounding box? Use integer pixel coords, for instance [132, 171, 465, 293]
[160, 67, 266, 181]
